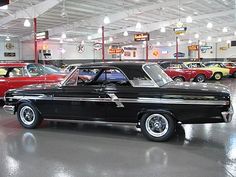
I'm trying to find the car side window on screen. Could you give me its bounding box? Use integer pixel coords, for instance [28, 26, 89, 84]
[8, 67, 26, 77]
[0, 67, 8, 77]
[95, 69, 129, 86]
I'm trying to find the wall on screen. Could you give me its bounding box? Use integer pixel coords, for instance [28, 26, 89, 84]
[0, 38, 20, 61]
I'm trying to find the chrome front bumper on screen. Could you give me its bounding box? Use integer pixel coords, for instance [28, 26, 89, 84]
[3, 105, 15, 115]
[221, 104, 234, 123]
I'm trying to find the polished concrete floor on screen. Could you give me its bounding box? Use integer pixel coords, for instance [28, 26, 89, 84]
[0, 79, 236, 177]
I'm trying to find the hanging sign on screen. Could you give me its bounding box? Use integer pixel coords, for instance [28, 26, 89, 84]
[36, 31, 49, 40]
[109, 48, 124, 54]
[201, 46, 212, 53]
[188, 45, 198, 51]
[4, 52, 16, 57]
[134, 33, 150, 42]
[77, 44, 85, 53]
[93, 43, 102, 50]
[173, 27, 187, 35]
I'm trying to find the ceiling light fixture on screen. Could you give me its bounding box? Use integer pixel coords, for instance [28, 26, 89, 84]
[168, 42, 172, 47]
[223, 27, 228, 33]
[194, 33, 199, 38]
[207, 36, 212, 41]
[227, 40, 231, 44]
[87, 36, 92, 40]
[207, 22, 213, 29]
[109, 37, 113, 42]
[123, 31, 128, 37]
[156, 41, 160, 46]
[188, 40, 192, 44]
[103, 16, 110, 24]
[199, 41, 203, 46]
[160, 27, 166, 33]
[61, 32, 67, 39]
[136, 22, 142, 30]
[24, 19, 31, 27]
[217, 38, 222, 42]
[186, 16, 193, 23]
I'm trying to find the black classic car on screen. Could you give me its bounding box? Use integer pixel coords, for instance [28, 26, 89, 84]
[3, 62, 234, 141]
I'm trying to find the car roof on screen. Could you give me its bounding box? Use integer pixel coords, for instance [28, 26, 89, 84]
[79, 61, 146, 68]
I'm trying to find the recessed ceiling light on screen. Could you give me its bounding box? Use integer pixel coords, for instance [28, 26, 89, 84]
[194, 33, 199, 38]
[123, 31, 128, 36]
[223, 27, 228, 33]
[136, 22, 142, 30]
[24, 19, 31, 27]
[103, 16, 110, 24]
[207, 22, 213, 29]
[160, 27, 166, 33]
[186, 16, 193, 23]
[217, 38, 222, 42]
[207, 36, 212, 41]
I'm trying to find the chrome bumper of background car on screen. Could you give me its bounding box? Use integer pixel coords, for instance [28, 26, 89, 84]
[221, 104, 234, 123]
[3, 105, 15, 115]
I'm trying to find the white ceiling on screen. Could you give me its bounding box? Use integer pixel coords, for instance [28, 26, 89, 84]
[0, 0, 236, 46]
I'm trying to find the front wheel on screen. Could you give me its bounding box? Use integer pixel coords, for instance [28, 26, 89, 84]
[140, 113, 175, 142]
[213, 72, 222, 80]
[17, 103, 43, 129]
[173, 77, 184, 82]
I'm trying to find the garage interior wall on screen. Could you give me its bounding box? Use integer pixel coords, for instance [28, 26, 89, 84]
[0, 38, 20, 61]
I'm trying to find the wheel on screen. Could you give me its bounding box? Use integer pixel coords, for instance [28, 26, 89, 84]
[195, 74, 206, 82]
[233, 72, 236, 78]
[140, 113, 175, 142]
[213, 72, 222, 80]
[17, 103, 42, 129]
[173, 77, 184, 82]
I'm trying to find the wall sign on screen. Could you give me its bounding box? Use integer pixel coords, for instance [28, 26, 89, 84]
[93, 43, 102, 50]
[4, 52, 16, 57]
[123, 47, 137, 50]
[201, 46, 212, 53]
[77, 44, 85, 53]
[109, 48, 124, 55]
[152, 50, 160, 58]
[161, 50, 168, 54]
[134, 33, 150, 42]
[36, 31, 49, 40]
[188, 45, 198, 51]
[174, 52, 185, 57]
[5, 42, 14, 50]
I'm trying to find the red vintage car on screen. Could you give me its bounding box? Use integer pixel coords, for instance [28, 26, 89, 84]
[0, 63, 66, 98]
[159, 62, 213, 82]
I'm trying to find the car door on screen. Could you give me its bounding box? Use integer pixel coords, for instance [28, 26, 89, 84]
[51, 68, 107, 120]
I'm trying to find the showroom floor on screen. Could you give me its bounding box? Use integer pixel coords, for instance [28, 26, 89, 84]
[0, 79, 235, 177]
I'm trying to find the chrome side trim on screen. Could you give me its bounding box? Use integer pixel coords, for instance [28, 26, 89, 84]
[3, 105, 15, 115]
[45, 118, 136, 126]
[5, 96, 230, 106]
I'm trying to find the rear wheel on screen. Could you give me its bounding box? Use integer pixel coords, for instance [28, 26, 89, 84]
[173, 77, 184, 82]
[17, 103, 43, 129]
[213, 72, 222, 80]
[140, 113, 175, 142]
[195, 74, 206, 82]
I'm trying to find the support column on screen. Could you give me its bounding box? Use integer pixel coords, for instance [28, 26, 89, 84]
[146, 41, 148, 62]
[34, 18, 38, 63]
[102, 26, 105, 62]
[176, 36, 179, 62]
[198, 40, 201, 61]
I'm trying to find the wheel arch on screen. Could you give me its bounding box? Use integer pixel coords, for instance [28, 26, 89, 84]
[15, 99, 41, 115]
[173, 75, 186, 81]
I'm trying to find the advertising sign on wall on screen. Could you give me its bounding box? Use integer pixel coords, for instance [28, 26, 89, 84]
[174, 52, 185, 57]
[36, 31, 49, 40]
[188, 45, 198, 51]
[109, 48, 124, 55]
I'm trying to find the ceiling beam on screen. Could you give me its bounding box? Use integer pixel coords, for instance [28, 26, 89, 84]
[0, 0, 62, 27]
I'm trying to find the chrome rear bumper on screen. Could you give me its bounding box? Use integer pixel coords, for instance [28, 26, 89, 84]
[3, 105, 15, 115]
[221, 104, 234, 123]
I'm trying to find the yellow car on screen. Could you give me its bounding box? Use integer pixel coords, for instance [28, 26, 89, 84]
[184, 62, 230, 80]
[0, 68, 7, 76]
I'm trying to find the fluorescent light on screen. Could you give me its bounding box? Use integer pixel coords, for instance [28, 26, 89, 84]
[136, 22, 142, 30]
[87, 36, 92, 40]
[61, 32, 66, 39]
[123, 31, 128, 36]
[217, 38, 222, 42]
[5, 36, 10, 41]
[103, 16, 110, 24]
[207, 36, 212, 41]
[194, 33, 199, 39]
[223, 27, 228, 33]
[24, 19, 31, 27]
[160, 27, 166, 33]
[0, 5, 8, 10]
[156, 41, 160, 46]
[188, 40, 192, 44]
[98, 28, 102, 34]
[109, 37, 113, 42]
[186, 16, 193, 23]
[207, 22, 213, 29]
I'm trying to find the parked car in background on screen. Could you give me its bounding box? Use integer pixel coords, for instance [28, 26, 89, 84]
[44, 65, 66, 74]
[160, 62, 213, 82]
[64, 64, 81, 73]
[222, 62, 236, 68]
[0, 63, 66, 98]
[3, 62, 233, 142]
[204, 62, 236, 78]
[184, 62, 230, 80]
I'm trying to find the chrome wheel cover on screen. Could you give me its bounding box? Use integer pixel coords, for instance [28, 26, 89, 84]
[19, 106, 35, 126]
[196, 75, 205, 82]
[215, 73, 221, 80]
[174, 77, 183, 82]
[145, 114, 169, 137]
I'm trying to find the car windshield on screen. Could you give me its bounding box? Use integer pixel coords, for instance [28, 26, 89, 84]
[27, 64, 55, 76]
[143, 64, 172, 87]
